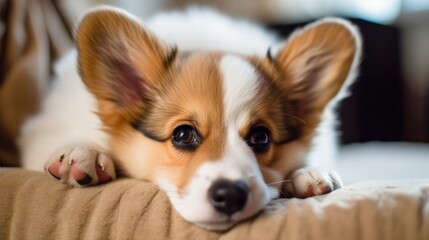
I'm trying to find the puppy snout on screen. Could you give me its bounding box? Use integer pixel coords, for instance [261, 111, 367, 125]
[208, 179, 248, 216]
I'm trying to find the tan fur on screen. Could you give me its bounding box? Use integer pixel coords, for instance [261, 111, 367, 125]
[248, 21, 358, 184]
[274, 22, 356, 136]
[76, 9, 358, 195]
[76, 9, 175, 135]
[111, 53, 228, 190]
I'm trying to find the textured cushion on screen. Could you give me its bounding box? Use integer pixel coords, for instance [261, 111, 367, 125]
[1, 168, 428, 240]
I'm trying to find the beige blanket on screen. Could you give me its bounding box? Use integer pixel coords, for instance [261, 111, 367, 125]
[1, 168, 428, 240]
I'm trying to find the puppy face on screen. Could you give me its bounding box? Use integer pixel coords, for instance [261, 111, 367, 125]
[77, 7, 360, 230]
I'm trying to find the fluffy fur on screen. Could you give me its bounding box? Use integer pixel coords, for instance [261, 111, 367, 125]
[19, 6, 361, 230]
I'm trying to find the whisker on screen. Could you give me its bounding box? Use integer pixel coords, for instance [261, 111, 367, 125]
[284, 114, 306, 125]
[165, 196, 182, 199]
[268, 179, 292, 186]
[246, 173, 256, 179]
[162, 190, 187, 195]
[193, 174, 212, 182]
[259, 165, 273, 173]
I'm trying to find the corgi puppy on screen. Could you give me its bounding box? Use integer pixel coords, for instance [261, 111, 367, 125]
[19, 6, 361, 230]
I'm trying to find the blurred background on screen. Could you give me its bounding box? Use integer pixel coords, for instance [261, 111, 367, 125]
[64, 0, 429, 144]
[0, 0, 428, 179]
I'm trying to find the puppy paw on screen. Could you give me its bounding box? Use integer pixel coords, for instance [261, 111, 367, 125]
[283, 167, 343, 198]
[45, 146, 116, 187]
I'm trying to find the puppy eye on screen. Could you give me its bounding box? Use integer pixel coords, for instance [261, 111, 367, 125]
[172, 125, 200, 151]
[246, 126, 271, 153]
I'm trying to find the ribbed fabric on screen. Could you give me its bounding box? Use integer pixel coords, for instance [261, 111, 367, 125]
[1, 168, 428, 240]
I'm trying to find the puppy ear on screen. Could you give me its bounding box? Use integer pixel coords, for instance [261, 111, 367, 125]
[76, 7, 176, 126]
[272, 18, 361, 125]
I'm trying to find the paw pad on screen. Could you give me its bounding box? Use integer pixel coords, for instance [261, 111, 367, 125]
[45, 146, 116, 187]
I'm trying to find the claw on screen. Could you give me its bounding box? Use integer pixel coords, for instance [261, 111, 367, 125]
[98, 163, 105, 172]
[47, 147, 115, 187]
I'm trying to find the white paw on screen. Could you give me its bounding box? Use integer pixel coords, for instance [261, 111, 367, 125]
[283, 167, 343, 198]
[45, 146, 116, 187]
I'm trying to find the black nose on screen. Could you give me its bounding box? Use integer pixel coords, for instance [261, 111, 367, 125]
[208, 179, 248, 216]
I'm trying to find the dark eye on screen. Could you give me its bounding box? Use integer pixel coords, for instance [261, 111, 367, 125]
[246, 126, 271, 153]
[172, 125, 200, 151]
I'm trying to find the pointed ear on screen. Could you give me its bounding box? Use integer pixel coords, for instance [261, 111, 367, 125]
[272, 18, 361, 123]
[76, 7, 177, 125]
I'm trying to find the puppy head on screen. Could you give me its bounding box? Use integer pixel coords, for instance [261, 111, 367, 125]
[76, 7, 361, 230]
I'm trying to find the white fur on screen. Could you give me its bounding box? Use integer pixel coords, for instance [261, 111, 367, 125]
[160, 55, 278, 230]
[147, 8, 277, 57]
[221, 55, 261, 128]
[20, 9, 276, 171]
[19, 7, 359, 230]
[20, 51, 109, 170]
